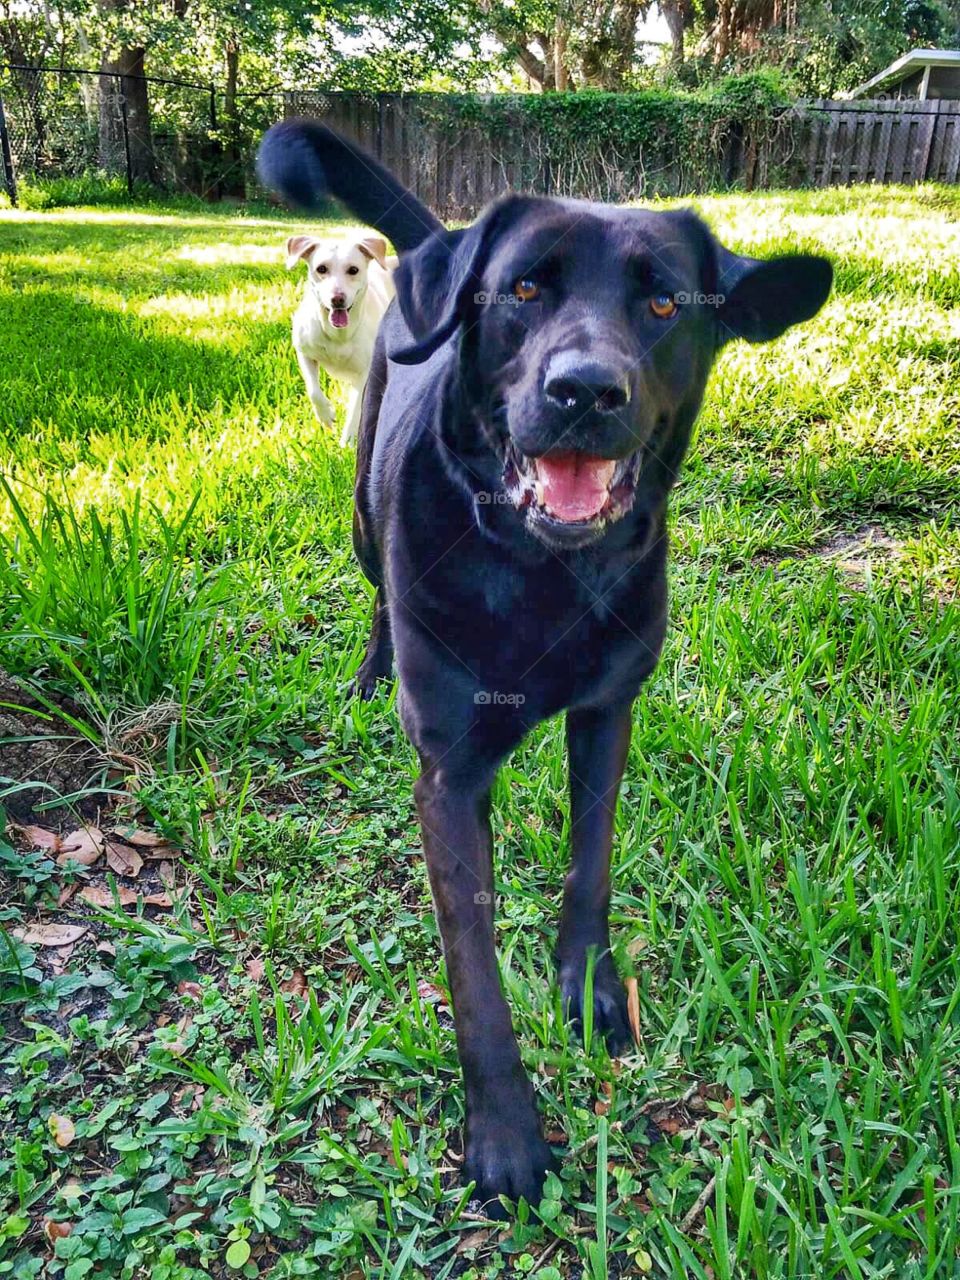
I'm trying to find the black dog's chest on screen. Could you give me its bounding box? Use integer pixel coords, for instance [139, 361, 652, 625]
[389, 506, 666, 716]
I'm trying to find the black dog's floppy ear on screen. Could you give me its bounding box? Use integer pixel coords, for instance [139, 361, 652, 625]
[391, 195, 527, 365]
[716, 247, 833, 343]
[391, 228, 473, 364]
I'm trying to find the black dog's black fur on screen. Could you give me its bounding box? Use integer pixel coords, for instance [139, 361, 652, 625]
[258, 120, 833, 1213]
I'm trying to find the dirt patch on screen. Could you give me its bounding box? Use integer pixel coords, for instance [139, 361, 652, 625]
[754, 523, 905, 585]
[813, 523, 904, 585]
[0, 671, 108, 829]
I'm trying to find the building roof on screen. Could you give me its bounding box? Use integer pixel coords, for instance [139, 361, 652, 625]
[848, 48, 960, 99]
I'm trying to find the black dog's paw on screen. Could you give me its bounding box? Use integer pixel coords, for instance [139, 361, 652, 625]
[352, 652, 393, 701]
[463, 1113, 558, 1218]
[559, 952, 635, 1058]
[352, 662, 386, 701]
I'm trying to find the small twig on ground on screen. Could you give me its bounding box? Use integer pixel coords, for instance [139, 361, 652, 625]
[535, 1236, 563, 1268]
[570, 1120, 622, 1154]
[680, 1173, 717, 1234]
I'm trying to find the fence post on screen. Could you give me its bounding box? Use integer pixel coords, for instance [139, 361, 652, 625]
[117, 74, 133, 194]
[208, 85, 223, 200]
[0, 90, 16, 206]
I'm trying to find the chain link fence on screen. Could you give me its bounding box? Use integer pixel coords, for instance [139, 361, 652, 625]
[0, 63, 283, 204]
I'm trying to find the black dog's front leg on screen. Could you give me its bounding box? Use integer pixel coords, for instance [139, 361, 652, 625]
[354, 588, 393, 700]
[415, 764, 556, 1211]
[557, 702, 634, 1055]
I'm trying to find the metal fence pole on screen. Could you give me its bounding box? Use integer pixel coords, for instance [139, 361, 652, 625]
[0, 90, 16, 206]
[117, 73, 132, 193]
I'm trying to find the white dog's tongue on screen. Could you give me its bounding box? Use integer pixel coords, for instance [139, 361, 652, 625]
[330, 308, 349, 329]
[535, 452, 617, 522]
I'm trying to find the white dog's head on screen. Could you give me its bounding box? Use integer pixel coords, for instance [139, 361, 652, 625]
[286, 234, 388, 332]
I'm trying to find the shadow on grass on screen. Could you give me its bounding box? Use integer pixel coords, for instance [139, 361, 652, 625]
[1, 286, 295, 443]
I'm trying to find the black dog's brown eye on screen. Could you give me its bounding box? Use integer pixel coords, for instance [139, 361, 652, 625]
[650, 293, 677, 318]
[514, 278, 540, 302]
[347, 266, 359, 276]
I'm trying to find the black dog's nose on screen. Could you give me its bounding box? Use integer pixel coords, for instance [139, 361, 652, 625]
[543, 355, 631, 414]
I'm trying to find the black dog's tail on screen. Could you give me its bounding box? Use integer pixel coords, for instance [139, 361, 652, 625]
[257, 119, 444, 253]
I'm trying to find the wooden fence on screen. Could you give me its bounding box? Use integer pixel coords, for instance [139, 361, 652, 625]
[804, 98, 960, 186]
[284, 91, 960, 218]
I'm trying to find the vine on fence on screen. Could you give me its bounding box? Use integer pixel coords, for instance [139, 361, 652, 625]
[418, 72, 799, 199]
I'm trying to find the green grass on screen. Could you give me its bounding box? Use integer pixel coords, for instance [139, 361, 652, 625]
[1, 184, 959, 1279]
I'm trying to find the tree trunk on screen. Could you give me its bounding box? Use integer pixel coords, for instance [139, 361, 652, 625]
[98, 46, 154, 183]
[661, 0, 685, 67]
[221, 37, 244, 197]
[96, 0, 155, 184]
[577, 0, 641, 90]
[554, 21, 570, 91]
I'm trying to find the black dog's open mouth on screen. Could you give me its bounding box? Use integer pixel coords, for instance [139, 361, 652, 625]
[502, 442, 641, 533]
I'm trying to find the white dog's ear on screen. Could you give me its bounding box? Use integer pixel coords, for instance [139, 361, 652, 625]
[356, 236, 388, 269]
[285, 235, 318, 269]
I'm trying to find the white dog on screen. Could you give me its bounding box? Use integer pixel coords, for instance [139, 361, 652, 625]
[286, 233, 396, 445]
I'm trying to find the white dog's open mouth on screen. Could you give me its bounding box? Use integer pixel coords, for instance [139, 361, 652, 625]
[502, 444, 642, 529]
[329, 304, 351, 329]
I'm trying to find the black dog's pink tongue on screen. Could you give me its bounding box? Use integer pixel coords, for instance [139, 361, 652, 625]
[330, 308, 349, 329]
[534, 452, 616, 522]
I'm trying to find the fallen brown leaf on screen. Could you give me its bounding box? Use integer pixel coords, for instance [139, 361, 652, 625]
[49, 1114, 76, 1148]
[177, 980, 203, 999]
[57, 884, 79, 907]
[456, 1228, 492, 1254]
[48, 943, 77, 975]
[626, 934, 648, 959]
[417, 979, 448, 1004]
[19, 825, 61, 851]
[167, 1014, 193, 1055]
[79, 885, 137, 908]
[245, 957, 265, 981]
[143, 844, 179, 860]
[57, 828, 105, 867]
[281, 969, 307, 998]
[97, 940, 117, 957]
[113, 826, 170, 848]
[43, 1219, 72, 1243]
[61, 826, 103, 848]
[143, 891, 173, 908]
[105, 842, 143, 878]
[173, 1083, 205, 1111]
[157, 860, 176, 889]
[625, 976, 641, 1045]
[12, 923, 88, 948]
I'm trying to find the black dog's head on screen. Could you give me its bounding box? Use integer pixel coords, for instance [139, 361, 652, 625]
[394, 198, 832, 549]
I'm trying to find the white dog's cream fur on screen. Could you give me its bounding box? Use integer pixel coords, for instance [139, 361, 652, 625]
[286, 232, 396, 445]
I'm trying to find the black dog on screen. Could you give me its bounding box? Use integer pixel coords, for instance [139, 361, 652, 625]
[259, 121, 832, 1212]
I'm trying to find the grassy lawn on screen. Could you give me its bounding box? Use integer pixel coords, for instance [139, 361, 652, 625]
[1, 184, 959, 1280]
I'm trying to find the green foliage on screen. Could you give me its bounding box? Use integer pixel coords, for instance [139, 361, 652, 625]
[9, 176, 154, 212]
[428, 74, 799, 198]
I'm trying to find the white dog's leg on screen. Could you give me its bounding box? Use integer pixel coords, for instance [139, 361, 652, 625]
[297, 351, 335, 426]
[340, 385, 363, 447]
